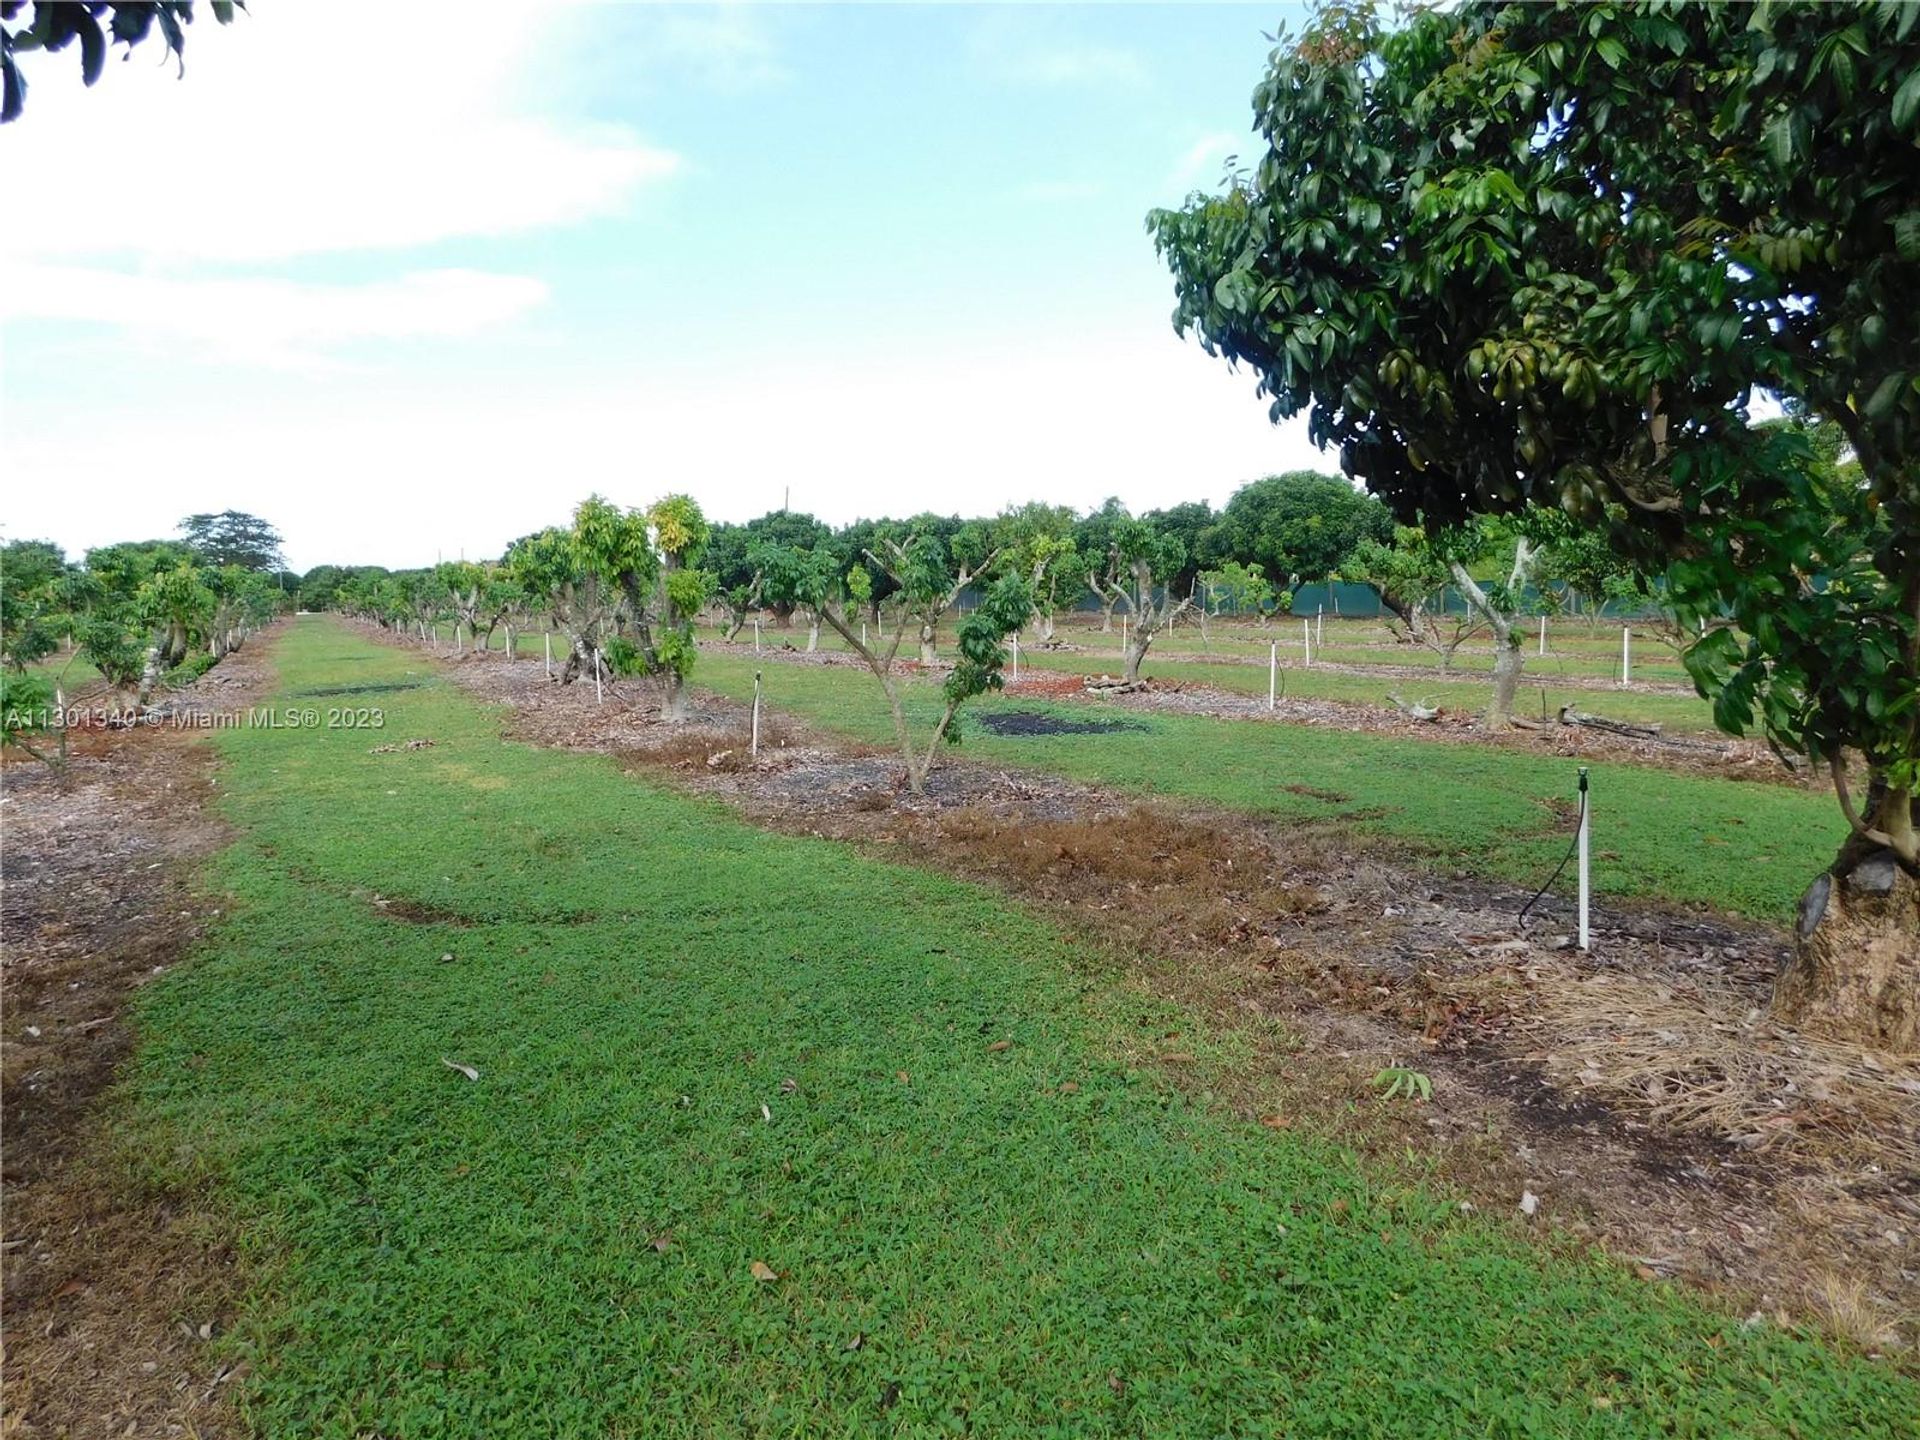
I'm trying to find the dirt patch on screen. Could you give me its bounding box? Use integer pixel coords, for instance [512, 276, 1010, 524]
[973, 710, 1146, 738]
[410, 626, 1919, 1359]
[1, 633, 282, 1438]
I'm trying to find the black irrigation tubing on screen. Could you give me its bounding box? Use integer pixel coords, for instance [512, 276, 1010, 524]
[1517, 786, 1588, 928]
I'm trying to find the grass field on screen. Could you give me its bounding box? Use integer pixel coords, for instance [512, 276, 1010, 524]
[689, 653, 1836, 926]
[504, 620, 1717, 732]
[119, 616, 1912, 1436]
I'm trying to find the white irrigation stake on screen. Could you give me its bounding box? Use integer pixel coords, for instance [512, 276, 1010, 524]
[1316, 606, 1324, 648]
[1539, 614, 1548, 656]
[1268, 640, 1278, 710]
[1120, 613, 1128, 655]
[543, 631, 552, 679]
[1302, 618, 1312, 667]
[593, 647, 604, 704]
[861, 620, 868, 648]
[753, 616, 762, 654]
[1620, 625, 1631, 686]
[751, 670, 762, 760]
[1010, 634, 1019, 682]
[1576, 767, 1591, 952]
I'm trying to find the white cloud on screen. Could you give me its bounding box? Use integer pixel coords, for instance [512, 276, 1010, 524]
[969, 13, 1147, 89]
[1169, 132, 1245, 192]
[4, 266, 550, 368]
[2, 331, 1329, 572]
[0, 1, 679, 265]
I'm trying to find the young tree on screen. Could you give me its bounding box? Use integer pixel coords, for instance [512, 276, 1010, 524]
[811, 525, 1027, 794]
[1, 538, 73, 672]
[1150, 1, 1920, 1043]
[1108, 515, 1195, 685]
[1439, 520, 1542, 730]
[1075, 498, 1135, 632]
[1340, 528, 1479, 665]
[750, 539, 835, 652]
[994, 502, 1081, 645]
[704, 522, 761, 640]
[135, 561, 216, 704]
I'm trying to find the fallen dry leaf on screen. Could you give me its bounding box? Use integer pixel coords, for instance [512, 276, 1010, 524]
[441, 1058, 480, 1081]
[987, 1040, 1011, 1053]
[1160, 1052, 1197, 1064]
[895, 1070, 910, 1084]
[651, 1232, 674, 1254]
[749, 1260, 779, 1283]
[1059, 1081, 1080, 1094]
[1259, 1114, 1291, 1130]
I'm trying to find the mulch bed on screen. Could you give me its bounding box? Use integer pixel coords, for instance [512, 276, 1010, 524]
[1, 637, 283, 1438]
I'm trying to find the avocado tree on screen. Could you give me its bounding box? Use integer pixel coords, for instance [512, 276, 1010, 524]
[1150, 0, 1920, 1044]
[135, 561, 216, 704]
[810, 524, 1027, 794]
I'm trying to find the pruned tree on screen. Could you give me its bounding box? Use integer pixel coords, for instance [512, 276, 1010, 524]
[812, 527, 1026, 794]
[1075, 498, 1134, 632]
[1107, 515, 1195, 684]
[1340, 527, 1481, 667]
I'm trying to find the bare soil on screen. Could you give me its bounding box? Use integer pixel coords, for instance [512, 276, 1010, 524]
[424, 632, 1918, 1360]
[2, 641, 281, 1439]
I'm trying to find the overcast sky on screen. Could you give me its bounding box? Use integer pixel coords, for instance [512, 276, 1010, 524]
[2, 1, 1328, 573]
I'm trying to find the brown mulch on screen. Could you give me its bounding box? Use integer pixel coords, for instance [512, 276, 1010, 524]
[1, 637, 282, 1439]
[413, 628, 1918, 1359]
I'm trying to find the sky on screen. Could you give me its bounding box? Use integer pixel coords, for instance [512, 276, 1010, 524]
[1, 1, 1328, 573]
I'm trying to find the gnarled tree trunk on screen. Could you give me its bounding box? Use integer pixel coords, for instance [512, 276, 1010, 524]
[1775, 783, 1919, 1050]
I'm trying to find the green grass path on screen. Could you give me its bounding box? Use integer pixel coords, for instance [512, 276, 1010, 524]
[692, 654, 1838, 926]
[129, 618, 1909, 1437]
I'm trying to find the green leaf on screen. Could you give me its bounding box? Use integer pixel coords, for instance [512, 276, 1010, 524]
[76, 8, 105, 86]
[1893, 66, 1920, 133]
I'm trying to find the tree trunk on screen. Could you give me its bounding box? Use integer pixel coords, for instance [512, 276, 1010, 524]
[1036, 611, 1056, 644]
[1775, 785, 1919, 1050]
[806, 612, 820, 653]
[1486, 629, 1522, 728]
[136, 642, 165, 707]
[1122, 629, 1151, 684]
[659, 672, 688, 722]
[919, 620, 937, 666]
[1098, 596, 1117, 633]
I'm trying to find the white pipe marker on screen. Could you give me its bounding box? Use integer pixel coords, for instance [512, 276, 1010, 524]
[1577, 767, 1591, 951]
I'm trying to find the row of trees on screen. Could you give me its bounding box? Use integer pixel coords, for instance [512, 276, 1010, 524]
[2, 512, 291, 762]
[1148, 0, 1919, 1045]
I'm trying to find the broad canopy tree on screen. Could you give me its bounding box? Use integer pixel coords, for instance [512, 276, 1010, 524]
[1150, 0, 1920, 1046]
